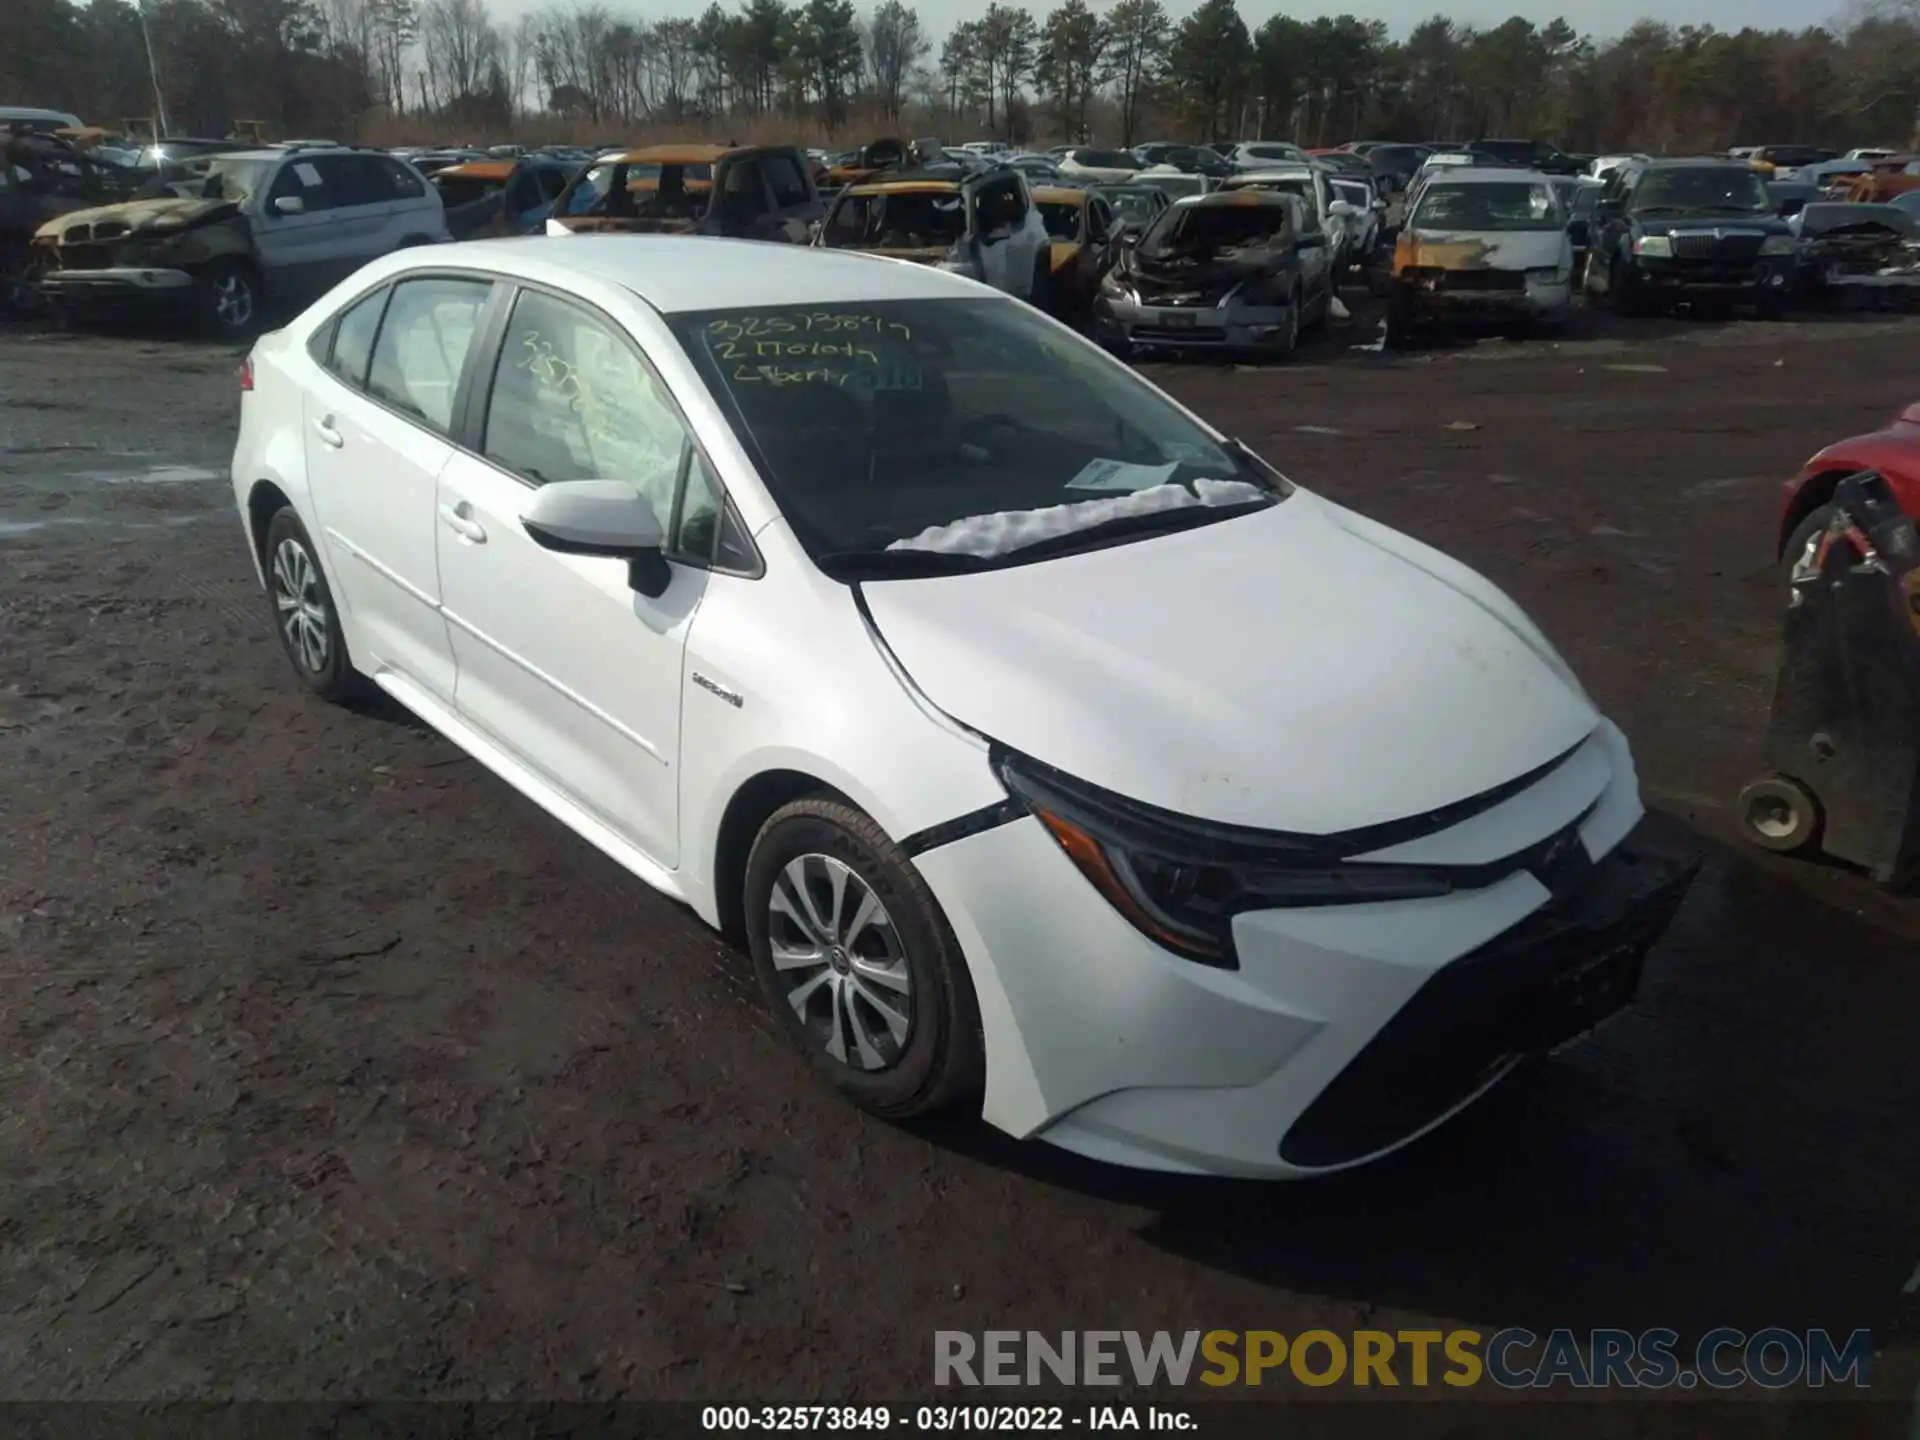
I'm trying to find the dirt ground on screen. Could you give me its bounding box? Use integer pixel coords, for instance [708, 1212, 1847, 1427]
[1, 302, 1916, 1412]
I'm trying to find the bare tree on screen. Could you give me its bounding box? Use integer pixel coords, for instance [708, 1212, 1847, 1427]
[866, 0, 928, 125]
[420, 0, 500, 105]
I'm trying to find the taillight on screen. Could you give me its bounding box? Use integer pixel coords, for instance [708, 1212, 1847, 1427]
[238, 356, 254, 392]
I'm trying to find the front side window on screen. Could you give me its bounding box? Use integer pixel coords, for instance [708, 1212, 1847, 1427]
[823, 190, 965, 249]
[483, 289, 692, 527]
[267, 159, 337, 213]
[365, 276, 491, 432]
[671, 298, 1283, 574]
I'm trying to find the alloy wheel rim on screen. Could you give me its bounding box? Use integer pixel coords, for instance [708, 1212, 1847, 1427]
[271, 537, 329, 673]
[767, 853, 912, 1071]
[215, 274, 253, 327]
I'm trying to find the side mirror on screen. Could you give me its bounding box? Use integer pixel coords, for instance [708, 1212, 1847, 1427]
[521, 480, 671, 598]
[272, 195, 305, 216]
[1328, 199, 1357, 218]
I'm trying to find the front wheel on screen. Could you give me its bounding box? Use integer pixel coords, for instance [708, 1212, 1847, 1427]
[745, 797, 984, 1119]
[196, 258, 261, 339]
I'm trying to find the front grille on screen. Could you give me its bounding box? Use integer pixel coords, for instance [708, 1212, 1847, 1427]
[48, 243, 117, 271]
[1671, 230, 1764, 262]
[1278, 837, 1696, 1170]
[1132, 326, 1225, 344]
[1406, 266, 1526, 292]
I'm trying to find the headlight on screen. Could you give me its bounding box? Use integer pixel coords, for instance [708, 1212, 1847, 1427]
[1759, 234, 1796, 256]
[1527, 265, 1570, 283]
[1632, 235, 1672, 257]
[995, 752, 1458, 967]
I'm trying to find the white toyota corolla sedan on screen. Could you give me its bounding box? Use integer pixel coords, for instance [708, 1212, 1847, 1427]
[231, 235, 1693, 1177]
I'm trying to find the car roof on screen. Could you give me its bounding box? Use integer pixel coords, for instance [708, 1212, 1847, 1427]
[1179, 190, 1289, 209]
[1425, 167, 1555, 184]
[610, 144, 734, 164]
[845, 178, 962, 195]
[437, 160, 515, 180]
[1030, 186, 1087, 205]
[417, 235, 979, 313]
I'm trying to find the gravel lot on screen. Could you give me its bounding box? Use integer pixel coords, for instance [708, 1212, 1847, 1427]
[1, 306, 1915, 1414]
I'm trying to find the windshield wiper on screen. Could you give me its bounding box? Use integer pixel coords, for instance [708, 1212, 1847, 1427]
[813, 548, 996, 580]
[994, 496, 1271, 564]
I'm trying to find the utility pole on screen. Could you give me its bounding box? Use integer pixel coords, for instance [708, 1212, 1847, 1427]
[134, 0, 172, 137]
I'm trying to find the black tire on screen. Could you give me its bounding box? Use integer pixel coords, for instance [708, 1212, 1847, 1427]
[262, 506, 365, 704]
[744, 797, 985, 1120]
[1738, 775, 1822, 856]
[1610, 257, 1655, 318]
[1382, 290, 1412, 350]
[1027, 258, 1054, 314]
[1781, 502, 1835, 575]
[1756, 292, 1790, 322]
[196, 257, 262, 339]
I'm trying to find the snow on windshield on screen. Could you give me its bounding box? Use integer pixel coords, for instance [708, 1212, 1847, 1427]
[888, 478, 1267, 558]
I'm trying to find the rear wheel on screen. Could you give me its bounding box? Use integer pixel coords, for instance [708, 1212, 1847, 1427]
[263, 506, 365, 705]
[1781, 501, 1837, 579]
[744, 797, 984, 1119]
[1738, 775, 1822, 856]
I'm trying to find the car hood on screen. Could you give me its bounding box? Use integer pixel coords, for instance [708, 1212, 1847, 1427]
[1399, 228, 1567, 269]
[860, 492, 1599, 834]
[35, 195, 237, 241]
[1631, 213, 1790, 236]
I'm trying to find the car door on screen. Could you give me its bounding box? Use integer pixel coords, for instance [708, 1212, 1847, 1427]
[759, 149, 823, 240]
[1289, 195, 1332, 308]
[301, 274, 493, 702]
[315, 154, 399, 287]
[434, 284, 712, 866]
[251, 158, 341, 303]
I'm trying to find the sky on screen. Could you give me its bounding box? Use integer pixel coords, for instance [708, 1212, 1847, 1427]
[486, 0, 1842, 46]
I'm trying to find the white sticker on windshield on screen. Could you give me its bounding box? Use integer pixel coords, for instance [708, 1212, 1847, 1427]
[295, 162, 322, 185]
[1065, 458, 1179, 492]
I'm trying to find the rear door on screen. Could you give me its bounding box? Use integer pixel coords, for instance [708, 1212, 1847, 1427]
[318, 154, 401, 286]
[301, 274, 494, 702]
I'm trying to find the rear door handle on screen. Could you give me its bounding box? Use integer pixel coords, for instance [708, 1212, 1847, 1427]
[313, 417, 344, 448]
[438, 501, 487, 544]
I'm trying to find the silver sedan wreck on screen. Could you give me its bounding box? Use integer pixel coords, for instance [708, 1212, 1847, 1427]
[1091, 190, 1334, 359]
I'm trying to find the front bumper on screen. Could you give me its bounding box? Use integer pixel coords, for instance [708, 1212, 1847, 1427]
[1631, 254, 1794, 296]
[1399, 275, 1571, 323]
[39, 265, 196, 313]
[1093, 291, 1298, 350]
[912, 720, 1694, 1178]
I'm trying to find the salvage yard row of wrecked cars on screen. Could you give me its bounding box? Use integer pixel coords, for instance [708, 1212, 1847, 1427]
[5, 119, 1920, 349]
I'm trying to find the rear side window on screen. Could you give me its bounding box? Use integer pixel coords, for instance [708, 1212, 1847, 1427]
[381, 157, 426, 197]
[366, 276, 492, 433]
[327, 286, 389, 388]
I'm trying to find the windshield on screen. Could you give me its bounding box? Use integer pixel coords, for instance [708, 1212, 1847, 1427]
[823, 190, 965, 249]
[1143, 202, 1288, 253]
[1414, 181, 1563, 230]
[565, 160, 713, 215]
[1236, 177, 1311, 204]
[1102, 189, 1162, 223]
[669, 298, 1280, 573]
[1037, 200, 1082, 240]
[200, 158, 274, 203]
[1632, 167, 1771, 215]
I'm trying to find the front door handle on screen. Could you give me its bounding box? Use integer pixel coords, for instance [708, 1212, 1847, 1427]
[438, 501, 487, 544]
[313, 416, 344, 448]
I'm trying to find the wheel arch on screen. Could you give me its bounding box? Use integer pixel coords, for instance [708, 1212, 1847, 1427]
[709, 767, 852, 941]
[1779, 467, 1861, 558]
[245, 478, 295, 574]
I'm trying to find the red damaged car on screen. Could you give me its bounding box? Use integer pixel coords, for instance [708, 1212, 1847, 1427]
[1779, 400, 1920, 565]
